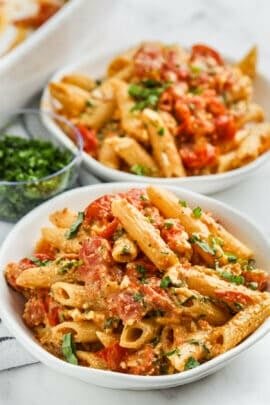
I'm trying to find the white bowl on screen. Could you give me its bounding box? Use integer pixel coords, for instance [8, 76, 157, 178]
[0, 0, 111, 111]
[0, 183, 270, 390]
[41, 51, 270, 194]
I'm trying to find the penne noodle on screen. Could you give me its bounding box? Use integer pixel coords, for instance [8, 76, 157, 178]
[98, 138, 120, 169]
[112, 235, 138, 262]
[51, 282, 90, 308]
[51, 321, 99, 343]
[62, 73, 96, 92]
[76, 351, 107, 369]
[108, 136, 160, 176]
[111, 198, 179, 270]
[49, 208, 77, 229]
[112, 78, 149, 143]
[142, 108, 186, 177]
[120, 320, 157, 349]
[210, 299, 270, 355]
[49, 82, 90, 117]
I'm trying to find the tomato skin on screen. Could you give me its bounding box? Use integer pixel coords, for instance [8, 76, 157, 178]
[84, 195, 115, 222]
[191, 44, 224, 65]
[215, 290, 253, 305]
[180, 143, 218, 170]
[97, 343, 127, 371]
[243, 271, 269, 292]
[76, 124, 98, 155]
[98, 218, 119, 239]
[215, 114, 236, 140]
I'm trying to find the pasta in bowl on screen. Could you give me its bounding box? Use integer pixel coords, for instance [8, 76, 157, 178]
[41, 42, 270, 193]
[1, 183, 270, 388]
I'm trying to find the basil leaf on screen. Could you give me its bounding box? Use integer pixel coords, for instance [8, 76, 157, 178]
[65, 212, 84, 239]
[62, 333, 78, 365]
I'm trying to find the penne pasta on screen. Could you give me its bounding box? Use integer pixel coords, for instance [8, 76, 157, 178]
[51, 282, 90, 308]
[142, 108, 186, 177]
[120, 320, 157, 349]
[51, 321, 99, 343]
[111, 198, 179, 270]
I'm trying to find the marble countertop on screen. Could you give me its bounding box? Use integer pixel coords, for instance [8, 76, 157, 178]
[1, 0, 270, 403]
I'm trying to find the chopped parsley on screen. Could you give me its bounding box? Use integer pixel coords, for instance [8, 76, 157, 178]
[130, 164, 150, 176]
[219, 271, 244, 285]
[157, 127, 165, 136]
[184, 356, 200, 370]
[164, 220, 174, 229]
[190, 87, 203, 95]
[58, 259, 82, 275]
[86, 100, 95, 108]
[179, 200, 187, 207]
[160, 276, 172, 289]
[121, 245, 131, 255]
[62, 333, 78, 365]
[140, 194, 148, 201]
[192, 206, 202, 218]
[136, 264, 147, 283]
[165, 348, 181, 357]
[190, 65, 202, 75]
[241, 258, 256, 271]
[224, 252, 238, 263]
[133, 292, 144, 302]
[65, 212, 84, 239]
[188, 339, 200, 345]
[247, 282, 258, 290]
[29, 256, 51, 267]
[129, 81, 170, 112]
[112, 228, 125, 241]
[104, 317, 120, 329]
[189, 234, 216, 255]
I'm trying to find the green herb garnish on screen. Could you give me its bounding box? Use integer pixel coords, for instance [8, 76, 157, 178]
[160, 276, 172, 289]
[65, 212, 84, 239]
[165, 348, 180, 357]
[130, 164, 150, 176]
[164, 220, 174, 229]
[189, 234, 216, 255]
[224, 252, 238, 263]
[179, 200, 187, 207]
[136, 264, 147, 283]
[184, 356, 200, 370]
[29, 256, 51, 267]
[192, 206, 202, 218]
[104, 317, 121, 329]
[133, 292, 144, 302]
[129, 82, 170, 112]
[219, 271, 244, 285]
[62, 333, 78, 365]
[158, 127, 165, 136]
[121, 245, 130, 255]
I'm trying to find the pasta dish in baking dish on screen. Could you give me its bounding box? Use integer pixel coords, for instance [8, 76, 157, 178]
[48, 42, 270, 177]
[0, 0, 67, 57]
[5, 187, 270, 375]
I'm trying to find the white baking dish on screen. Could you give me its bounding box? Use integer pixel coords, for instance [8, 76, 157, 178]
[0, 0, 111, 111]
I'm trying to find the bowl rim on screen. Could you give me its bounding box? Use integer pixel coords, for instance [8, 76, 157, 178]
[0, 182, 270, 386]
[40, 48, 270, 185]
[0, 108, 83, 186]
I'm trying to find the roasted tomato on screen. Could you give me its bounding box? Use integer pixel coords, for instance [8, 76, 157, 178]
[180, 142, 218, 170]
[76, 124, 98, 155]
[215, 114, 236, 140]
[84, 195, 115, 222]
[133, 43, 164, 78]
[97, 343, 127, 371]
[215, 290, 253, 306]
[108, 291, 144, 322]
[126, 344, 157, 375]
[243, 270, 269, 292]
[191, 44, 224, 65]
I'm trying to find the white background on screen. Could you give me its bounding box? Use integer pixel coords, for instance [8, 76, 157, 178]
[1, 0, 270, 403]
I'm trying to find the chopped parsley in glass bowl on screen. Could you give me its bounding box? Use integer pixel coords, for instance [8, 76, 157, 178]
[0, 110, 83, 222]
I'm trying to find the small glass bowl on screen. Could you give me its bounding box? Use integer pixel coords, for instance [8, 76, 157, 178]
[0, 109, 83, 222]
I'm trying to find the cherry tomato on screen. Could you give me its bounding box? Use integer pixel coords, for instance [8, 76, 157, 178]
[99, 218, 119, 239]
[215, 290, 253, 305]
[84, 195, 115, 222]
[97, 343, 127, 371]
[180, 143, 218, 170]
[191, 44, 224, 65]
[76, 124, 98, 155]
[215, 115, 236, 140]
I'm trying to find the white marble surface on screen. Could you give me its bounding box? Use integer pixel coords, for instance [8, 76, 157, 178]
[1, 0, 270, 403]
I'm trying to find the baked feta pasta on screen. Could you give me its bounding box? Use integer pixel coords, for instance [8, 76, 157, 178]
[5, 187, 270, 375]
[0, 0, 67, 57]
[48, 42, 270, 177]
